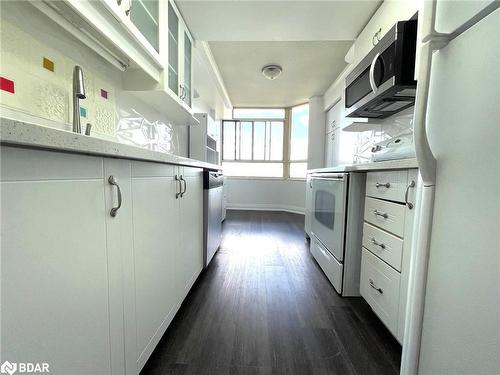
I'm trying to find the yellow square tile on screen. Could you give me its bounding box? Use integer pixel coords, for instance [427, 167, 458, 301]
[43, 57, 54, 72]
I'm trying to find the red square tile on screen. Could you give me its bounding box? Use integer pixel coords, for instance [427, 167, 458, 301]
[0, 76, 15, 94]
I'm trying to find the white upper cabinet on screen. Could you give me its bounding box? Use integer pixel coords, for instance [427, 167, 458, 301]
[167, 1, 180, 97]
[102, 0, 160, 55]
[124, 0, 198, 125]
[128, 0, 160, 53]
[181, 27, 193, 107]
[351, 1, 419, 67]
[166, 0, 193, 106]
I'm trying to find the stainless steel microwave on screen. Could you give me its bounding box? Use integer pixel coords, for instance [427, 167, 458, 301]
[345, 19, 417, 119]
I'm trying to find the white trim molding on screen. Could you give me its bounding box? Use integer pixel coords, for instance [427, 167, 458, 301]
[226, 204, 305, 216]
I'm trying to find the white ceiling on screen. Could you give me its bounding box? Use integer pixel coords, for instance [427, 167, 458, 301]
[176, 1, 382, 42]
[177, 0, 382, 108]
[209, 41, 351, 107]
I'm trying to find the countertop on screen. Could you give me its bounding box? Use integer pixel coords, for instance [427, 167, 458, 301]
[308, 158, 419, 173]
[0, 117, 221, 170]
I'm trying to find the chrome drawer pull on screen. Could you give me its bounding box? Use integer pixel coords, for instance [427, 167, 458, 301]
[108, 176, 122, 217]
[369, 279, 383, 294]
[405, 180, 416, 209]
[371, 237, 386, 249]
[375, 182, 391, 188]
[373, 210, 388, 219]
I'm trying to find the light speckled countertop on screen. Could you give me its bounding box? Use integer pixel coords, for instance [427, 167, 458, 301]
[308, 158, 418, 173]
[0, 117, 221, 170]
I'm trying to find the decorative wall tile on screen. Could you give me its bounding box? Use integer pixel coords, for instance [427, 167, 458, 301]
[34, 80, 68, 124]
[0, 20, 117, 137]
[93, 103, 115, 136]
[42, 57, 54, 72]
[0, 76, 15, 93]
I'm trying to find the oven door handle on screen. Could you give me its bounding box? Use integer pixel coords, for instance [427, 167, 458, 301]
[311, 176, 344, 181]
[369, 52, 381, 93]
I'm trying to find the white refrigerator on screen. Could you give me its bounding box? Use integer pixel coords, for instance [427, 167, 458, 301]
[401, 2, 499, 375]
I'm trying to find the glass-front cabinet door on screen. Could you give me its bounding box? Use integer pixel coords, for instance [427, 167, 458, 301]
[167, 1, 179, 96]
[129, 0, 159, 52]
[182, 31, 192, 107]
[167, 0, 193, 108]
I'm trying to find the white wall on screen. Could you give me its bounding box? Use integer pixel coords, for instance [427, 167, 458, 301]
[225, 178, 306, 214]
[307, 95, 326, 169]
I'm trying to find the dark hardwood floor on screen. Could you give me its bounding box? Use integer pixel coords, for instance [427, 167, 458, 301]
[141, 210, 401, 375]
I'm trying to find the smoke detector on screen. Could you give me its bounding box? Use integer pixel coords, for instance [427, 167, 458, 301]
[262, 64, 282, 80]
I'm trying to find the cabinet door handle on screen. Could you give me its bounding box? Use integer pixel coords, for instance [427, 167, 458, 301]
[375, 182, 390, 188]
[108, 176, 122, 217]
[405, 180, 416, 209]
[369, 278, 383, 294]
[175, 175, 181, 199]
[371, 237, 386, 249]
[180, 176, 187, 197]
[125, 1, 131, 16]
[372, 27, 382, 46]
[373, 209, 388, 219]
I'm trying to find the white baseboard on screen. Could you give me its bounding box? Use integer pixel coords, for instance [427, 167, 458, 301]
[226, 203, 305, 215]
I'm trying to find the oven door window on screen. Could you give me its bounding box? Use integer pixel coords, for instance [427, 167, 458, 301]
[311, 178, 346, 262]
[315, 190, 335, 229]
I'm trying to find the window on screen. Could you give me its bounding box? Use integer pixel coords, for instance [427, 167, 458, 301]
[222, 119, 285, 177]
[223, 105, 309, 178]
[289, 104, 309, 178]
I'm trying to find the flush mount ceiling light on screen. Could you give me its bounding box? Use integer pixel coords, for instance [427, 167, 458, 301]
[262, 64, 282, 80]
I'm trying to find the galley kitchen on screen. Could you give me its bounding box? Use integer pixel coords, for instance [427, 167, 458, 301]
[1, 1, 498, 375]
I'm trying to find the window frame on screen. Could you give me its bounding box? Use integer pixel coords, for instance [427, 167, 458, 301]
[222, 119, 285, 162]
[287, 103, 310, 179]
[222, 105, 309, 180]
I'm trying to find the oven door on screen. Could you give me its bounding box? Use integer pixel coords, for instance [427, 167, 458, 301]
[310, 173, 347, 262]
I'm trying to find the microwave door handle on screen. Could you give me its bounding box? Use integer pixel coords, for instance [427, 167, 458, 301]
[369, 52, 381, 93]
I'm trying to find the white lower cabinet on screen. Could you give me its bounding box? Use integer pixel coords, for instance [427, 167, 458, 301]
[176, 167, 204, 301]
[1, 146, 204, 375]
[359, 169, 417, 343]
[127, 161, 179, 372]
[360, 249, 401, 336]
[125, 161, 204, 374]
[0, 147, 128, 375]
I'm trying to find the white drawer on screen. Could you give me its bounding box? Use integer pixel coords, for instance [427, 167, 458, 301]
[310, 236, 343, 294]
[366, 170, 409, 203]
[360, 248, 401, 338]
[363, 222, 403, 271]
[364, 197, 406, 237]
